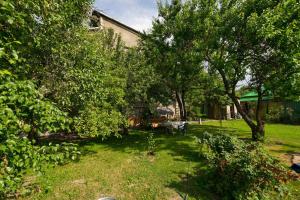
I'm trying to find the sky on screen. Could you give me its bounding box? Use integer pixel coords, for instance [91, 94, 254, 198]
[94, 0, 159, 32]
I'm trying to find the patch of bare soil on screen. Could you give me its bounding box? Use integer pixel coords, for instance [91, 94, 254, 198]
[71, 179, 87, 185]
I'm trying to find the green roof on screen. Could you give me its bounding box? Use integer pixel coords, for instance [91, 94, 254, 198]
[240, 91, 273, 102]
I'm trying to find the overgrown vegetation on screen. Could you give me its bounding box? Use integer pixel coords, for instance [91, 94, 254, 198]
[0, 139, 80, 198]
[0, 71, 80, 198]
[0, 0, 135, 197]
[21, 123, 300, 200]
[0, 0, 299, 198]
[147, 133, 156, 155]
[0, 0, 158, 196]
[144, 0, 300, 141]
[196, 132, 294, 199]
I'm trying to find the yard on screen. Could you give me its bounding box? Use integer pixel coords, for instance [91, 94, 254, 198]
[23, 121, 300, 200]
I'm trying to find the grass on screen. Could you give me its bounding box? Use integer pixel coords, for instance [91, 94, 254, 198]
[200, 120, 300, 161]
[22, 121, 300, 200]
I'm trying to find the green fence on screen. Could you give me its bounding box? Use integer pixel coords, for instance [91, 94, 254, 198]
[284, 101, 300, 123]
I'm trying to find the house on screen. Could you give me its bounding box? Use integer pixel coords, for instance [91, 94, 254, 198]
[202, 102, 239, 120]
[240, 91, 300, 123]
[240, 91, 273, 118]
[90, 10, 141, 47]
[88, 10, 183, 123]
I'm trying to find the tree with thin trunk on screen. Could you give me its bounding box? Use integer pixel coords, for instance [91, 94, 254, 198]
[189, 0, 300, 141]
[141, 0, 204, 121]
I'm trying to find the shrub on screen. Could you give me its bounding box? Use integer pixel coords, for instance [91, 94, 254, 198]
[265, 105, 294, 123]
[74, 104, 124, 139]
[147, 133, 156, 156]
[0, 137, 80, 198]
[0, 70, 71, 141]
[0, 71, 80, 198]
[265, 106, 282, 122]
[195, 132, 292, 200]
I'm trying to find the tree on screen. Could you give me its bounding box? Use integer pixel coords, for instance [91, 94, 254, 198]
[0, 71, 78, 198]
[48, 29, 128, 138]
[0, 0, 125, 196]
[0, 0, 93, 77]
[0, 0, 136, 138]
[142, 0, 204, 121]
[190, 0, 300, 141]
[121, 47, 159, 126]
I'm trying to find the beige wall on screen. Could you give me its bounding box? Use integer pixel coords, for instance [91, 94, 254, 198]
[100, 17, 140, 47]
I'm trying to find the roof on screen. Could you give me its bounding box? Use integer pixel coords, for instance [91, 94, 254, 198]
[240, 91, 273, 102]
[92, 9, 141, 36]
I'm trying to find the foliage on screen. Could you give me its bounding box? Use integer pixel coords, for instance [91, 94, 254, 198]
[178, 193, 188, 200]
[147, 133, 156, 155]
[0, 70, 71, 140]
[1, 0, 129, 138]
[75, 104, 124, 139]
[0, 137, 80, 198]
[123, 47, 160, 120]
[0, 65, 78, 199]
[1, 0, 159, 138]
[196, 132, 292, 200]
[266, 104, 297, 124]
[0, 71, 80, 198]
[185, 0, 300, 140]
[142, 0, 205, 120]
[0, 0, 93, 76]
[47, 29, 126, 112]
[0, 0, 154, 197]
[1, 0, 127, 139]
[45, 29, 127, 137]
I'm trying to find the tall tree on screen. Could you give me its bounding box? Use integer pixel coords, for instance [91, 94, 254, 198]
[142, 0, 204, 121]
[190, 0, 300, 141]
[0, 1, 88, 195]
[0, 0, 93, 77]
[0, 0, 134, 138]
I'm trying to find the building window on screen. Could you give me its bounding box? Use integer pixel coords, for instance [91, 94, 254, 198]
[89, 15, 100, 28]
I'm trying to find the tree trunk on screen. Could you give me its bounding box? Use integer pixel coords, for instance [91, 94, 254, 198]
[122, 125, 129, 135]
[176, 91, 187, 121]
[252, 124, 265, 141]
[217, 68, 264, 141]
[230, 95, 264, 141]
[254, 87, 265, 141]
[28, 127, 39, 144]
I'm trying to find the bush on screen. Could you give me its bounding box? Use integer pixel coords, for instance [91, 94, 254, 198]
[147, 133, 156, 156]
[0, 70, 71, 141]
[74, 104, 124, 139]
[265, 106, 282, 122]
[0, 137, 80, 198]
[0, 71, 80, 198]
[195, 132, 292, 200]
[265, 105, 293, 123]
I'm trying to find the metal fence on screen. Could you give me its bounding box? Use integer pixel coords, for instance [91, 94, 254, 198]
[284, 101, 300, 123]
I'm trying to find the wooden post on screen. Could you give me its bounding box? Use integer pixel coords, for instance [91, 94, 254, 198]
[198, 118, 202, 125]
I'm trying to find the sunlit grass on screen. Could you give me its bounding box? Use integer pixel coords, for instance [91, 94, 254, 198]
[199, 120, 300, 160]
[23, 121, 300, 200]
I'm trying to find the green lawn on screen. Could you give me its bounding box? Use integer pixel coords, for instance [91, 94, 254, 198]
[23, 121, 300, 200]
[200, 120, 300, 161]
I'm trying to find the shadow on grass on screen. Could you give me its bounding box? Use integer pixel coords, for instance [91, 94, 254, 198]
[264, 138, 300, 157]
[271, 141, 300, 151]
[79, 126, 227, 199]
[167, 167, 220, 200]
[37, 124, 300, 199]
[38, 124, 250, 158]
[270, 148, 300, 156]
[189, 124, 251, 138]
[36, 125, 249, 199]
